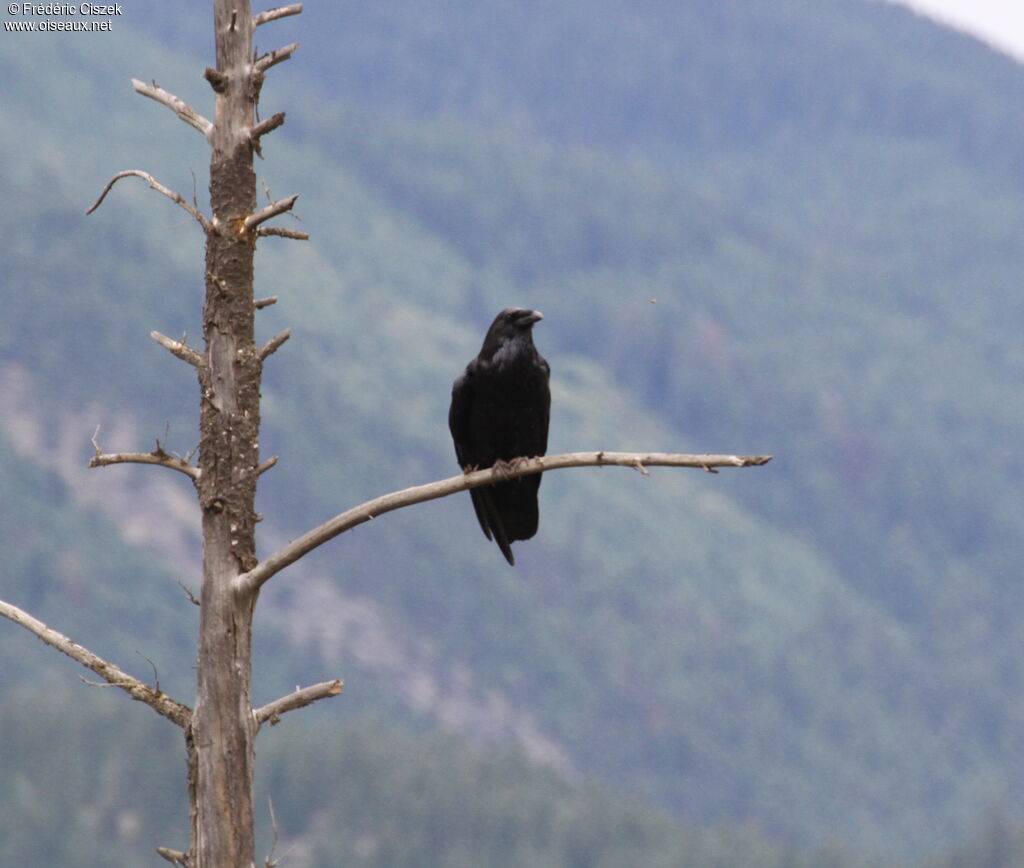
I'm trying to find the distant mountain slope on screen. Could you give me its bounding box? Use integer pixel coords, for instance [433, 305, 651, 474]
[139, 0, 1024, 179]
[6, 0, 1024, 860]
[0, 691, 867, 868]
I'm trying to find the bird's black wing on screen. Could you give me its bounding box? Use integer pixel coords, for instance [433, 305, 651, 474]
[448, 362, 476, 472]
[449, 361, 516, 564]
[484, 348, 549, 548]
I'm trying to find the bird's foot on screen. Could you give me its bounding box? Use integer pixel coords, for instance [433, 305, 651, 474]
[491, 456, 530, 480]
[491, 458, 514, 480]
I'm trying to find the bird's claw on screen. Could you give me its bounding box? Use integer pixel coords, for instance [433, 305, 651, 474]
[491, 456, 531, 480]
[491, 458, 514, 480]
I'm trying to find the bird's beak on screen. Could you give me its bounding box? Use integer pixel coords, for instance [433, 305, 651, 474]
[525, 310, 543, 325]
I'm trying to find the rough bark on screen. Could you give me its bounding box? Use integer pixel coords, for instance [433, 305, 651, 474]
[188, 2, 262, 865]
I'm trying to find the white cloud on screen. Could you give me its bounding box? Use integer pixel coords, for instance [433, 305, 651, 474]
[885, 0, 1024, 61]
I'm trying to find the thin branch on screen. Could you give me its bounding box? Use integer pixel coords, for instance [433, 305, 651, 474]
[256, 226, 310, 241]
[177, 580, 201, 607]
[257, 455, 279, 476]
[131, 78, 213, 139]
[254, 4, 303, 27]
[263, 795, 282, 868]
[156, 848, 189, 866]
[90, 425, 201, 481]
[0, 597, 192, 728]
[243, 194, 299, 233]
[254, 296, 278, 309]
[137, 650, 162, 693]
[259, 328, 291, 361]
[151, 330, 204, 368]
[254, 42, 300, 73]
[254, 680, 344, 728]
[236, 451, 772, 595]
[86, 170, 212, 232]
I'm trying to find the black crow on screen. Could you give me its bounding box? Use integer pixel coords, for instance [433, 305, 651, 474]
[449, 308, 551, 565]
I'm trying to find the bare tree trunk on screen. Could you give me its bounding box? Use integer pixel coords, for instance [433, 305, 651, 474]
[189, 2, 261, 864]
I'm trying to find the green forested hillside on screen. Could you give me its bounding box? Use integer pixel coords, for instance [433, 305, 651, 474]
[5, 0, 1024, 863]
[0, 692, 870, 868]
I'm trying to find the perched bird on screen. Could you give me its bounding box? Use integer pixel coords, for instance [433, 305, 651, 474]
[449, 308, 551, 565]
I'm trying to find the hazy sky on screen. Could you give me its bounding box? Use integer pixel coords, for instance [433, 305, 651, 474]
[890, 0, 1024, 61]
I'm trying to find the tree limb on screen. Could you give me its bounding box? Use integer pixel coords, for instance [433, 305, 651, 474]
[243, 194, 298, 234]
[131, 78, 214, 139]
[0, 597, 192, 728]
[253, 4, 302, 27]
[254, 42, 300, 73]
[89, 426, 201, 481]
[250, 112, 286, 145]
[259, 328, 291, 361]
[151, 331, 205, 368]
[86, 170, 212, 232]
[253, 679, 343, 728]
[256, 226, 310, 241]
[235, 451, 772, 595]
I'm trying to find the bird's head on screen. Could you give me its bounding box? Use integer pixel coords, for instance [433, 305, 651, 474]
[487, 307, 542, 339]
[479, 307, 544, 359]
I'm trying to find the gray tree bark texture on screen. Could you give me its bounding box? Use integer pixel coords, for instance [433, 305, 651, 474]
[190, 3, 266, 865]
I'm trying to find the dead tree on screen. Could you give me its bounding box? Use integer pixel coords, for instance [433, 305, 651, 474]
[0, 3, 770, 866]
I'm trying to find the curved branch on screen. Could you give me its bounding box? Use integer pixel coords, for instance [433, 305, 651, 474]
[254, 679, 343, 728]
[254, 4, 303, 27]
[89, 449, 201, 480]
[131, 78, 213, 139]
[0, 597, 192, 727]
[236, 451, 772, 596]
[90, 426, 201, 480]
[86, 170, 212, 232]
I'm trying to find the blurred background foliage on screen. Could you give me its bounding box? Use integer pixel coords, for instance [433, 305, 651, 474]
[5, 0, 1024, 864]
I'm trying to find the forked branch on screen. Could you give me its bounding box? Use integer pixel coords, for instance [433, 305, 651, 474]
[235, 451, 772, 596]
[90, 426, 201, 481]
[131, 78, 214, 139]
[0, 597, 192, 727]
[253, 679, 343, 728]
[254, 42, 300, 74]
[86, 170, 212, 232]
[243, 194, 299, 234]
